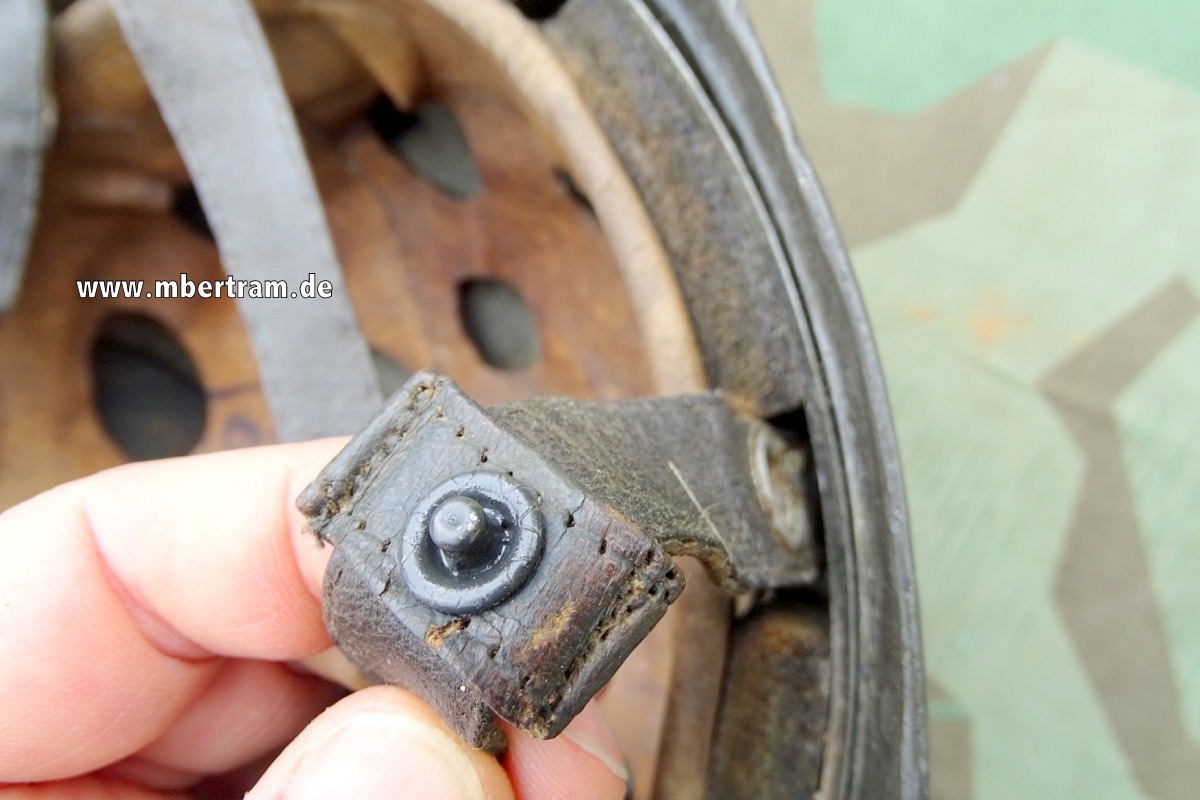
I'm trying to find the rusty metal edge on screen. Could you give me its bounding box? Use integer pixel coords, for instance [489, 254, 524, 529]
[639, 1, 927, 797]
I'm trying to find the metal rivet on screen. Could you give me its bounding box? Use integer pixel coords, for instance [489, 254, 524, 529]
[401, 471, 545, 615]
[749, 425, 812, 554]
[430, 495, 490, 569]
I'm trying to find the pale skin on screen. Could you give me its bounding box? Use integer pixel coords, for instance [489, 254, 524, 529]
[0, 439, 627, 799]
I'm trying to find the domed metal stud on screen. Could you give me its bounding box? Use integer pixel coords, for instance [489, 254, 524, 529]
[400, 471, 545, 615]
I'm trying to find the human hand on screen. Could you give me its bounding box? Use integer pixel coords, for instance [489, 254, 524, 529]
[0, 440, 628, 799]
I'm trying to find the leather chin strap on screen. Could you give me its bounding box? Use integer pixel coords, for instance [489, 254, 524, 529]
[299, 371, 827, 791]
[0, 0, 53, 315]
[110, 0, 384, 441]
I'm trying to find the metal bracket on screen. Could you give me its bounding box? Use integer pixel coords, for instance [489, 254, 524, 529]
[299, 371, 818, 750]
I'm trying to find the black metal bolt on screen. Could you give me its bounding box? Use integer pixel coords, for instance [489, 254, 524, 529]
[401, 472, 545, 615]
[429, 495, 496, 572]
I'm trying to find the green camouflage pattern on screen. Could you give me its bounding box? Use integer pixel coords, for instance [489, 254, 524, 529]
[745, 2, 1200, 798]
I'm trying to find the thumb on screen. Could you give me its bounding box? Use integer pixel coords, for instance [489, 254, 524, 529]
[246, 685, 513, 800]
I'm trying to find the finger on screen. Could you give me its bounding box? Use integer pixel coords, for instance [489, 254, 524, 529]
[502, 702, 628, 800]
[0, 438, 345, 781]
[122, 660, 345, 781]
[0, 776, 185, 799]
[246, 685, 513, 800]
[291, 646, 369, 691]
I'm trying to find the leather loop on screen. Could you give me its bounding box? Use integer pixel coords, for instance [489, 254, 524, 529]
[111, 0, 383, 440]
[0, 0, 53, 314]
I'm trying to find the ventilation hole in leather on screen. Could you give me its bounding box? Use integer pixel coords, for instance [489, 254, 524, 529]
[170, 183, 214, 241]
[91, 313, 206, 461]
[513, 0, 568, 21]
[368, 94, 482, 200]
[458, 278, 541, 370]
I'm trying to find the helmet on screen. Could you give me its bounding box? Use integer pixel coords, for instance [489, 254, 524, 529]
[0, 1, 924, 795]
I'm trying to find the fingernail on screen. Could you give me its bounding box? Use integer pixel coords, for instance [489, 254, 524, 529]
[561, 705, 630, 785]
[283, 713, 485, 800]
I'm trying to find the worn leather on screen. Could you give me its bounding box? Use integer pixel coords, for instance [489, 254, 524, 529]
[300, 373, 683, 750]
[299, 370, 823, 752]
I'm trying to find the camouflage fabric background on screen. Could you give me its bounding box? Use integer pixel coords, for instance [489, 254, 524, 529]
[744, 1, 1200, 797]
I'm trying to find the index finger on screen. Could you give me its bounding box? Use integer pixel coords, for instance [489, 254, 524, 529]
[0, 438, 345, 780]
